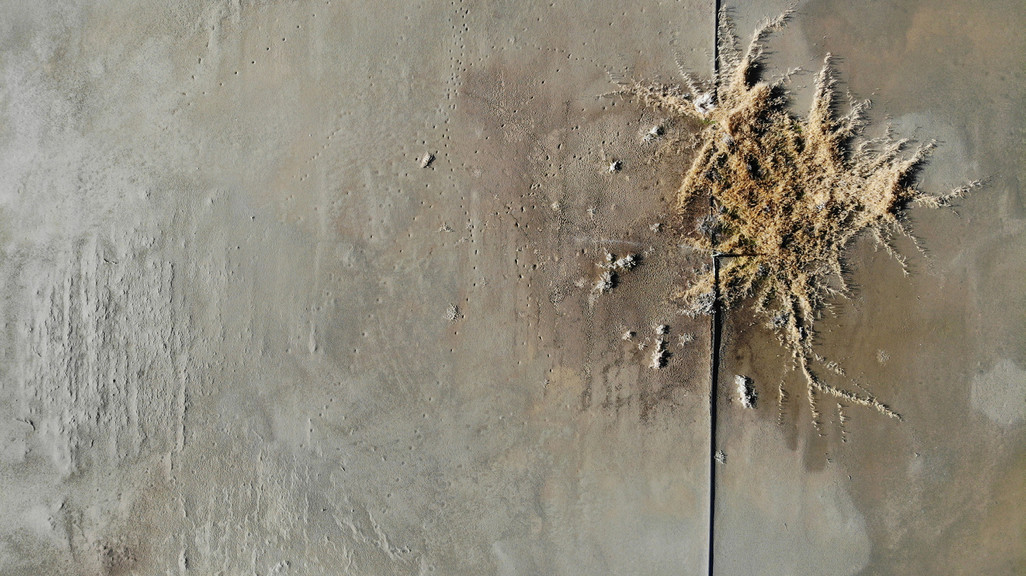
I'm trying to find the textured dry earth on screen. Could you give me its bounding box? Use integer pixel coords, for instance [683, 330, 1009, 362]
[0, 1, 1023, 575]
[1, 1, 715, 574]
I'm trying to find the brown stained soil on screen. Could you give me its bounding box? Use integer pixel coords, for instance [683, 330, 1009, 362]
[617, 10, 976, 425]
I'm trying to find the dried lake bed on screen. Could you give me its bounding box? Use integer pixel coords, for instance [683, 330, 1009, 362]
[0, 0, 1022, 574]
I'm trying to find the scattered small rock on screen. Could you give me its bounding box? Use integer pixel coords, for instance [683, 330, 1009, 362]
[445, 303, 462, 323]
[594, 269, 615, 294]
[649, 339, 668, 370]
[735, 375, 756, 409]
[589, 252, 639, 300]
[612, 254, 637, 271]
[644, 125, 664, 141]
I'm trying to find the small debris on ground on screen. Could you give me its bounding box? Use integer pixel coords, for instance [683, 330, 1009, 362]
[445, 303, 462, 322]
[643, 125, 664, 142]
[735, 375, 756, 409]
[589, 252, 640, 302]
[612, 254, 637, 270]
[649, 339, 668, 370]
[594, 269, 615, 294]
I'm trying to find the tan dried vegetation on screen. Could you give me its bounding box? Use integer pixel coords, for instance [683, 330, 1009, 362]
[615, 11, 975, 423]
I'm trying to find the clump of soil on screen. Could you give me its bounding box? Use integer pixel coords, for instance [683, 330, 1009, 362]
[616, 11, 975, 422]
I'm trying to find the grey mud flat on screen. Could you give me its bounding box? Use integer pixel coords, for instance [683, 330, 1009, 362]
[0, 1, 715, 574]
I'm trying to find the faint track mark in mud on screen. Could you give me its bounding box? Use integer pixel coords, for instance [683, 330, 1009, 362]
[12, 235, 190, 476]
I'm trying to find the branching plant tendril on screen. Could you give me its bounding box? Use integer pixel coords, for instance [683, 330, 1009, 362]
[616, 11, 978, 424]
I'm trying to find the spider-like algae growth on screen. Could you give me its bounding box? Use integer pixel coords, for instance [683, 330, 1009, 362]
[617, 12, 975, 423]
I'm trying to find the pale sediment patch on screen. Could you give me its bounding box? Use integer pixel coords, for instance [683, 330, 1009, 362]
[716, 421, 871, 575]
[971, 359, 1026, 427]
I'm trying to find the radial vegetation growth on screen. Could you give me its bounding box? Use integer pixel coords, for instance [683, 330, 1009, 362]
[618, 12, 974, 423]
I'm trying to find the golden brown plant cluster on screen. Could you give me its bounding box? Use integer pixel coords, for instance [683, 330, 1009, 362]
[618, 12, 973, 422]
